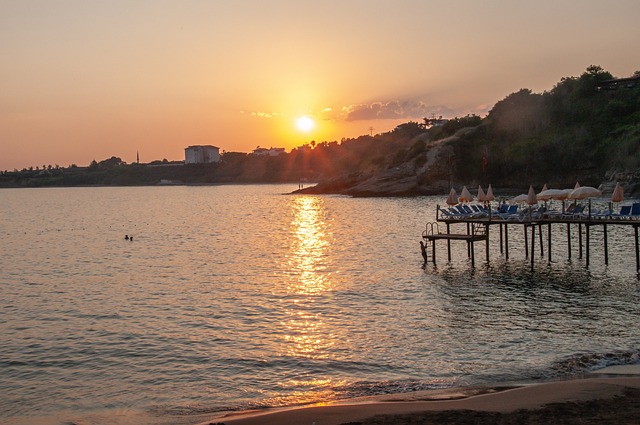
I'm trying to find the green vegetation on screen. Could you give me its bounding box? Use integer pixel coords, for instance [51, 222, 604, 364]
[2, 66, 639, 193]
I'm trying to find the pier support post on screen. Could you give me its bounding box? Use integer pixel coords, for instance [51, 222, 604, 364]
[505, 224, 509, 260]
[485, 224, 490, 263]
[586, 224, 590, 267]
[500, 224, 504, 254]
[446, 223, 451, 262]
[539, 224, 544, 257]
[579, 223, 583, 259]
[467, 223, 471, 258]
[470, 240, 475, 268]
[531, 224, 535, 269]
[547, 223, 552, 263]
[604, 224, 609, 266]
[567, 224, 572, 259]
[635, 225, 639, 272]
[432, 239, 437, 265]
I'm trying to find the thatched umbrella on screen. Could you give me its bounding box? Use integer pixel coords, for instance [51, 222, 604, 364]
[611, 182, 624, 203]
[486, 185, 495, 202]
[477, 185, 487, 203]
[459, 186, 473, 203]
[527, 185, 538, 205]
[446, 187, 459, 206]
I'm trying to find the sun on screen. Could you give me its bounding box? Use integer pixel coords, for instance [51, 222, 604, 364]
[296, 115, 315, 132]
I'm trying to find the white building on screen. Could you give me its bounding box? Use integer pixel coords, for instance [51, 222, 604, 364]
[251, 147, 285, 156]
[184, 145, 220, 164]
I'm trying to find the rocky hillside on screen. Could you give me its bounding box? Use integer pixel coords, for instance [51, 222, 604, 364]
[301, 66, 640, 197]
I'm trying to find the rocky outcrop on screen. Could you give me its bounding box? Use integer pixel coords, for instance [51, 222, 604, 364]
[296, 129, 470, 197]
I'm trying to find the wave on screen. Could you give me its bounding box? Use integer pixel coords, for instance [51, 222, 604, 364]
[546, 349, 640, 377]
[153, 350, 640, 418]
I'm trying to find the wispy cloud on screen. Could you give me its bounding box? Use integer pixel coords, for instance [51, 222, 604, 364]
[241, 101, 467, 123]
[319, 100, 457, 122]
[240, 110, 284, 119]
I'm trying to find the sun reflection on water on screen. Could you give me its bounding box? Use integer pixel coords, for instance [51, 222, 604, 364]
[287, 196, 332, 295]
[279, 196, 337, 400]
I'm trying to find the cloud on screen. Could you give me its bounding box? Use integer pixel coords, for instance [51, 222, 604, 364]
[341, 100, 436, 121]
[240, 110, 284, 119]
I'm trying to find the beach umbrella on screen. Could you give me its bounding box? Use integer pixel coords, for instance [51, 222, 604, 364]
[510, 194, 528, 204]
[559, 189, 573, 200]
[568, 186, 602, 200]
[540, 184, 548, 193]
[574, 181, 581, 189]
[537, 189, 553, 201]
[477, 185, 486, 202]
[459, 185, 473, 203]
[446, 187, 458, 206]
[537, 188, 569, 201]
[568, 186, 602, 219]
[611, 182, 624, 203]
[486, 184, 495, 202]
[527, 185, 538, 205]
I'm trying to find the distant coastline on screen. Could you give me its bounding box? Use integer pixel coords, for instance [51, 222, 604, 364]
[4, 67, 639, 197]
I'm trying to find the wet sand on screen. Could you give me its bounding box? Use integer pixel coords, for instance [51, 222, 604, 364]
[205, 368, 640, 425]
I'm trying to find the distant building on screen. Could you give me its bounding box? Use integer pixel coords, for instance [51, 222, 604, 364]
[252, 147, 286, 156]
[184, 145, 220, 164]
[596, 75, 640, 90]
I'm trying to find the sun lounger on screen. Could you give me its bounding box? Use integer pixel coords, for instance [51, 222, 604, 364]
[561, 204, 584, 219]
[609, 205, 632, 219]
[496, 205, 519, 220]
[438, 207, 459, 220]
[632, 203, 640, 219]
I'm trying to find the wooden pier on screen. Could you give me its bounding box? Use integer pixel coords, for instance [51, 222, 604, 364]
[421, 205, 640, 271]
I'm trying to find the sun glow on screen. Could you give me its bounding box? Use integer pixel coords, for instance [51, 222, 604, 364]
[296, 115, 315, 132]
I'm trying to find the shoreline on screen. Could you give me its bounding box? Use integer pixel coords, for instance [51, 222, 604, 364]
[205, 367, 640, 425]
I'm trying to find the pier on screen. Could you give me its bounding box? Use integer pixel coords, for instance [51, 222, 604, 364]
[421, 205, 640, 271]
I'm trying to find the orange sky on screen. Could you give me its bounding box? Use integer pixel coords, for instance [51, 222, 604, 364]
[1, 0, 639, 171]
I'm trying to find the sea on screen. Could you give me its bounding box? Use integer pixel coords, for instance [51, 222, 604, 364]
[1, 185, 639, 425]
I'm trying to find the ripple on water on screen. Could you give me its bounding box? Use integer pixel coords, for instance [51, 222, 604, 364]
[1, 186, 640, 423]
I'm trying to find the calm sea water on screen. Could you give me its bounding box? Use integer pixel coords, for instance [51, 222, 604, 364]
[1, 185, 639, 425]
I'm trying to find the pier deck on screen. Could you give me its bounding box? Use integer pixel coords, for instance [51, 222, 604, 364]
[421, 206, 640, 272]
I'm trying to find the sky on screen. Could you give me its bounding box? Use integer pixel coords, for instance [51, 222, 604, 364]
[1, 0, 639, 171]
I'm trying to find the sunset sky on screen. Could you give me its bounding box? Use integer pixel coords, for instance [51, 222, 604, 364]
[2, 0, 639, 171]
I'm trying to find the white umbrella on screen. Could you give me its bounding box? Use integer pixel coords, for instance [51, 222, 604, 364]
[459, 185, 473, 203]
[527, 185, 538, 205]
[477, 185, 486, 202]
[537, 188, 570, 201]
[611, 182, 624, 203]
[568, 186, 602, 200]
[446, 187, 459, 206]
[486, 184, 495, 202]
[568, 186, 602, 219]
[510, 194, 528, 204]
[574, 181, 581, 189]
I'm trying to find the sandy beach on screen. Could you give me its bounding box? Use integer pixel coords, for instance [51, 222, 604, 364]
[204, 367, 640, 425]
